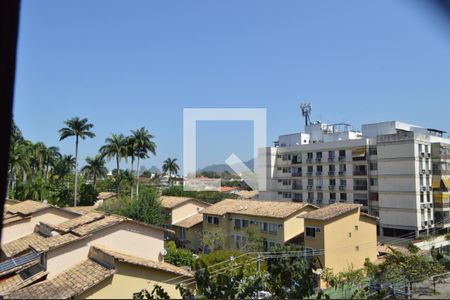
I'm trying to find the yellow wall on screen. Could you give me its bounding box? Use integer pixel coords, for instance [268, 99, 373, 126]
[46, 222, 165, 279]
[79, 262, 192, 299]
[1, 208, 77, 244]
[171, 201, 209, 225]
[203, 209, 311, 248]
[174, 223, 203, 251]
[304, 210, 377, 278]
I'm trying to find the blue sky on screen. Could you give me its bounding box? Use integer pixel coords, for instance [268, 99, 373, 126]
[13, 0, 450, 172]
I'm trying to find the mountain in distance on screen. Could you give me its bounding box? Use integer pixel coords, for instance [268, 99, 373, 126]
[149, 165, 161, 174]
[198, 158, 254, 174]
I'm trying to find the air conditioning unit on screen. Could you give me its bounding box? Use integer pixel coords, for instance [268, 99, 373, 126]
[422, 169, 426, 174]
[427, 153, 431, 158]
[421, 186, 427, 191]
[420, 152, 425, 157]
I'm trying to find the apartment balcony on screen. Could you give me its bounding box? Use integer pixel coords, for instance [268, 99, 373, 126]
[316, 171, 323, 176]
[329, 185, 335, 190]
[339, 185, 346, 191]
[292, 184, 303, 190]
[278, 185, 292, 190]
[306, 158, 313, 163]
[338, 171, 346, 176]
[353, 170, 367, 176]
[328, 157, 335, 162]
[306, 171, 313, 177]
[307, 185, 313, 191]
[291, 158, 302, 164]
[316, 185, 323, 191]
[338, 156, 346, 162]
[354, 185, 368, 191]
[328, 171, 335, 176]
[434, 195, 450, 210]
[291, 172, 302, 177]
[315, 158, 322, 163]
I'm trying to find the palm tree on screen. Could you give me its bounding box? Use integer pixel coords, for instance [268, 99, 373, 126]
[100, 133, 127, 176]
[126, 136, 137, 200]
[51, 154, 76, 184]
[81, 155, 108, 188]
[59, 117, 95, 206]
[162, 158, 179, 185]
[7, 139, 30, 198]
[43, 146, 61, 179]
[131, 127, 156, 200]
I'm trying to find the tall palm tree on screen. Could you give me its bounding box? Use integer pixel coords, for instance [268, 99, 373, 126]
[43, 146, 61, 179]
[100, 133, 128, 176]
[59, 117, 95, 206]
[7, 139, 30, 198]
[131, 127, 156, 200]
[126, 136, 137, 200]
[52, 154, 76, 184]
[81, 155, 108, 188]
[162, 158, 180, 185]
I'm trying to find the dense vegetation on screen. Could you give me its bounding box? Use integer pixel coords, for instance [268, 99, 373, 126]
[162, 185, 238, 204]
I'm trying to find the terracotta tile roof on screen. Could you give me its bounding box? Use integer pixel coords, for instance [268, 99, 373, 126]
[0, 264, 48, 297]
[236, 190, 259, 199]
[173, 213, 203, 228]
[6, 200, 49, 216]
[3, 215, 27, 225]
[51, 211, 105, 233]
[72, 215, 124, 236]
[202, 199, 316, 219]
[160, 196, 194, 209]
[5, 259, 115, 299]
[2, 233, 79, 258]
[63, 206, 96, 215]
[97, 192, 117, 200]
[301, 203, 361, 221]
[89, 245, 193, 277]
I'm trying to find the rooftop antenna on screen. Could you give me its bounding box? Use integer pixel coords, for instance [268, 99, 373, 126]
[301, 102, 312, 126]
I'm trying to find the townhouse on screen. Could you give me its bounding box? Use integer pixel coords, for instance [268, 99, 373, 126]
[202, 198, 317, 250]
[160, 196, 210, 251]
[301, 203, 378, 287]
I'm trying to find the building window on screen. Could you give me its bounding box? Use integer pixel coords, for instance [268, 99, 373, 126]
[329, 164, 336, 172]
[339, 150, 346, 158]
[305, 227, 317, 238]
[307, 166, 313, 173]
[234, 218, 242, 229]
[317, 165, 323, 172]
[340, 179, 347, 187]
[369, 146, 377, 155]
[370, 178, 378, 186]
[307, 152, 313, 159]
[242, 219, 249, 228]
[179, 228, 186, 240]
[330, 193, 336, 201]
[355, 225, 359, 231]
[355, 246, 359, 251]
[369, 163, 377, 171]
[207, 216, 219, 225]
[339, 164, 346, 172]
[330, 178, 336, 186]
[348, 232, 352, 237]
[340, 193, 347, 201]
[420, 192, 424, 203]
[328, 150, 335, 159]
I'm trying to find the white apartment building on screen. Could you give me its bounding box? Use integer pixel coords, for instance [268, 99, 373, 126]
[259, 119, 450, 237]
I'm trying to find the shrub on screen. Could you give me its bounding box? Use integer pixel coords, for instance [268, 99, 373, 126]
[164, 241, 194, 267]
[79, 184, 98, 206]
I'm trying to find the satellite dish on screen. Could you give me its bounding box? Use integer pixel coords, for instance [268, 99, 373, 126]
[160, 248, 168, 256]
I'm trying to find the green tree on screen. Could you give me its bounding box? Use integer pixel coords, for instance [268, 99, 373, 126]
[162, 158, 180, 185]
[164, 241, 195, 267]
[7, 139, 30, 198]
[79, 183, 98, 206]
[265, 245, 316, 299]
[81, 155, 108, 188]
[202, 227, 227, 252]
[100, 187, 163, 225]
[59, 117, 95, 206]
[131, 127, 156, 200]
[100, 133, 127, 177]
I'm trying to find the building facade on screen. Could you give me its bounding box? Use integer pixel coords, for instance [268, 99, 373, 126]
[259, 120, 450, 237]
